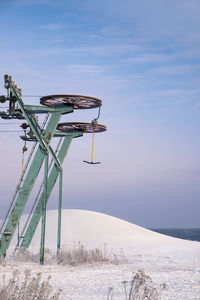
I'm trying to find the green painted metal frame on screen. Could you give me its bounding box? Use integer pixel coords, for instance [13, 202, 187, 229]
[0, 113, 62, 257]
[0, 75, 104, 265]
[0, 77, 77, 260]
[20, 132, 82, 251]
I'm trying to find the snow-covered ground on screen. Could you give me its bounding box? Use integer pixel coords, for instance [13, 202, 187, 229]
[1, 209, 200, 299]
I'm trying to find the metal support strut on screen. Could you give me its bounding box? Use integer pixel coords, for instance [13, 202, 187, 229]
[40, 153, 49, 265]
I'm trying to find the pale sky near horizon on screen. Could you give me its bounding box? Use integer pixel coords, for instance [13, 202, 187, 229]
[0, 0, 200, 228]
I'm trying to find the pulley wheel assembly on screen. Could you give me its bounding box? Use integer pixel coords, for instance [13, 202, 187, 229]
[57, 122, 107, 133]
[40, 94, 102, 109]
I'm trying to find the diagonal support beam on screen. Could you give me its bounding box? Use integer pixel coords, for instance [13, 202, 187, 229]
[0, 112, 63, 257]
[8, 80, 73, 171]
[20, 132, 82, 250]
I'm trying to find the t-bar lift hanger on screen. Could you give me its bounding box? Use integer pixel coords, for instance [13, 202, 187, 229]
[83, 105, 102, 165]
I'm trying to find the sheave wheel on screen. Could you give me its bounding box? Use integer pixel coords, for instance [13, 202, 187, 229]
[57, 122, 107, 133]
[40, 94, 102, 109]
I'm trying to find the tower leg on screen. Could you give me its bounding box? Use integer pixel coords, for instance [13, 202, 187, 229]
[57, 170, 63, 253]
[40, 153, 49, 265]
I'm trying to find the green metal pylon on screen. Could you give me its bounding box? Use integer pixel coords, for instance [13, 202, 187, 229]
[0, 111, 72, 258]
[0, 76, 74, 258]
[19, 132, 82, 251]
[0, 75, 106, 264]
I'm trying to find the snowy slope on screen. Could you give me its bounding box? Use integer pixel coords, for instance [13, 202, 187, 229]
[24, 209, 195, 245]
[10, 209, 198, 268]
[3, 209, 200, 299]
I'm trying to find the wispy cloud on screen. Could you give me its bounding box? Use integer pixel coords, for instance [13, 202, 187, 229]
[124, 53, 172, 64]
[15, 0, 52, 6]
[149, 64, 200, 76]
[3, 42, 144, 59]
[40, 23, 66, 30]
[68, 64, 106, 73]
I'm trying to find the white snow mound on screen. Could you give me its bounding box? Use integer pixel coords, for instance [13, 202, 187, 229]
[14, 209, 200, 263]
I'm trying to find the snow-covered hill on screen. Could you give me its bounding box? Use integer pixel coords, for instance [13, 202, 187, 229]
[4, 209, 200, 299]
[23, 209, 199, 259]
[9, 209, 198, 264]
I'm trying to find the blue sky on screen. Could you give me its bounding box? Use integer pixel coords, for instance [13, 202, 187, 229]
[0, 0, 200, 227]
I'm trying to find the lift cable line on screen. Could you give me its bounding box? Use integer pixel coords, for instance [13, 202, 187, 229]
[23, 95, 43, 97]
[0, 75, 106, 264]
[1, 94, 42, 98]
[0, 122, 24, 124]
[0, 130, 23, 132]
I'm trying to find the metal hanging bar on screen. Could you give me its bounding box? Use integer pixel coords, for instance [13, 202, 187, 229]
[83, 105, 102, 165]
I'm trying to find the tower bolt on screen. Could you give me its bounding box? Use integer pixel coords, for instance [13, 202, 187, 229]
[20, 123, 29, 130]
[0, 96, 6, 103]
[23, 145, 28, 152]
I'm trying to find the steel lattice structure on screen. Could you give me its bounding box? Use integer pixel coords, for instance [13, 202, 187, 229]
[0, 75, 106, 264]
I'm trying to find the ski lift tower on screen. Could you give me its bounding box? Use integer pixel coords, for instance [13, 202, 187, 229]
[0, 75, 106, 264]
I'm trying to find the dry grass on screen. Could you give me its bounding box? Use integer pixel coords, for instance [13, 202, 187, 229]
[107, 269, 167, 300]
[128, 269, 161, 299]
[2, 243, 127, 266]
[56, 243, 127, 266]
[1, 246, 165, 299]
[0, 269, 61, 300]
